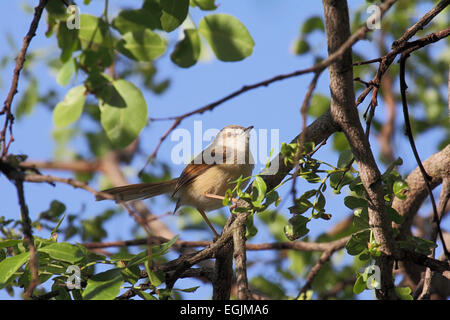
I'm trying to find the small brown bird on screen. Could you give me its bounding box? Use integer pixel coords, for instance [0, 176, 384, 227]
[96, 125, 255, 237]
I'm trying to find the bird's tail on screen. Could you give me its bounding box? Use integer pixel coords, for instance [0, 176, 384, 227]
[96, 179, 178, 202]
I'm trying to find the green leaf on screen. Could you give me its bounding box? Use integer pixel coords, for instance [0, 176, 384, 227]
[353, 207, 370, 230]
[160, 0, 190, 32]
[300, 171, 321, 183]
[337, 149, 354, 168]
[171, 29, 201, 68]
[294, 38, 310, 55]
[146, 261, 164, 287]
[39, 200, 66, 221]
[154, 235, 179, 256]
[192, 0, 217, 10]
[249, 276, 286, 299]
[386, 206, 404, 224]
[175, 286, 200, 293]
[301, 16, 324, 34]
[110, 251, 136, 261]
[117, 30, 166, 62]
[16, 78, 38, 119]
[264, 190, 281, 207]
[245, 214, 258, 239]
[313, 192, 326, 211]
[136, 291, 157, 300]
[121, 264, 140, 285]
[0, 240, 22, 249]
[53, 85, 86, 128]
[82, 268, 124, 300]
[289, 198, 312, 215]
[251, 176, 267, 207]
[39, 242, 84, 264]
[344, 196, 367, 210]
[57, 22, 80, 62]
[393, 180, 409, 200]
[78, 14, 112, 48]
[332, 132, 350, 152]
[57, 58, 75, 86]
[395, 286, 413, 300]
[346, 230, 370, 256]
[112, 8, 162, 35]
[284, 215, 310, 241]
[0, 251, 30, 285]
[411, 236, 437, 255]
[98, 79, 148, 148]
[308, 93, 329, 117]
[199, 14, 254, 62]
[353, 274, 366, 294]
[329, 171, 353, 193]
[51, 213, 66, 235]
[127, 250, 150, 268]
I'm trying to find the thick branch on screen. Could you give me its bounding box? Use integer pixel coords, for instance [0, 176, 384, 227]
[322, 0, 396, 299]
[233, 221, 251, 300]
[393, 145, 450, 238]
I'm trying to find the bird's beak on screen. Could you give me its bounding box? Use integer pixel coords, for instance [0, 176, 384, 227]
[244, 125, 254, 132]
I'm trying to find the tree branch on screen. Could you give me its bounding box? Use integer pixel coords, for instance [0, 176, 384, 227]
[322, 0, 397, 299]
[297, 237, 349, 298]
[15, 178, 39, 299]
[418, 178, 450, 299]
[233, 220, 251, 300]
[1, 0, 49, 157]
[399, 51, 449, 258]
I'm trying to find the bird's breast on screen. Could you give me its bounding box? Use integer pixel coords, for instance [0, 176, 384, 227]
[178, 163, 254, 211]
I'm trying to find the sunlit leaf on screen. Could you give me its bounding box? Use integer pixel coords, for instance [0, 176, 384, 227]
[199, 14, 254, 61]
[53, 85, 85, 128]
[99, 79, 148, 148]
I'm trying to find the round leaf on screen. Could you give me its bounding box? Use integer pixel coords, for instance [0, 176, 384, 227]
[199, 14, 254, 62]
[112, 8, 162, 35]
[99, 79, 148, 148]
[56, 58, 75, 87]
[53, 85, 86, 128]
[78, 14, 111, 48]
[160, 0, 189, 32]
[393, 180, 409, 200]
[171, 29, 201, 68]
[308, 93, 330, 117]
[301, 16, 324, 34]
[192, 0, 217, 10]
[117, 30, 166, 61]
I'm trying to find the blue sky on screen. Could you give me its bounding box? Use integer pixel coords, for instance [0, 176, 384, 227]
[0, 0, 447, 300]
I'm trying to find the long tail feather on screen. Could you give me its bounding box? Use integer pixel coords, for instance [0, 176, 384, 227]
[96, 179, 178, 202]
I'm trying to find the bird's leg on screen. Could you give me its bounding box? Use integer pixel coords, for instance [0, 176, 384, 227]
[197, 208, 220, 239]
[202, 192, 239, 213]
[202, 192, 238, 203]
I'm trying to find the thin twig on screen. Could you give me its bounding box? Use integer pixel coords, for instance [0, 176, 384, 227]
[291, 72, 321, 204]
[391, 0, 450, 49]
[15, 178, 39, 299]
[1, 0, 49, 158]
[23, 173, 114, 200]
[399, 51, 450, 259]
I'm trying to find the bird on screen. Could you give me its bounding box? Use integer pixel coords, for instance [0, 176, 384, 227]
[96, 125, 255, 237]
